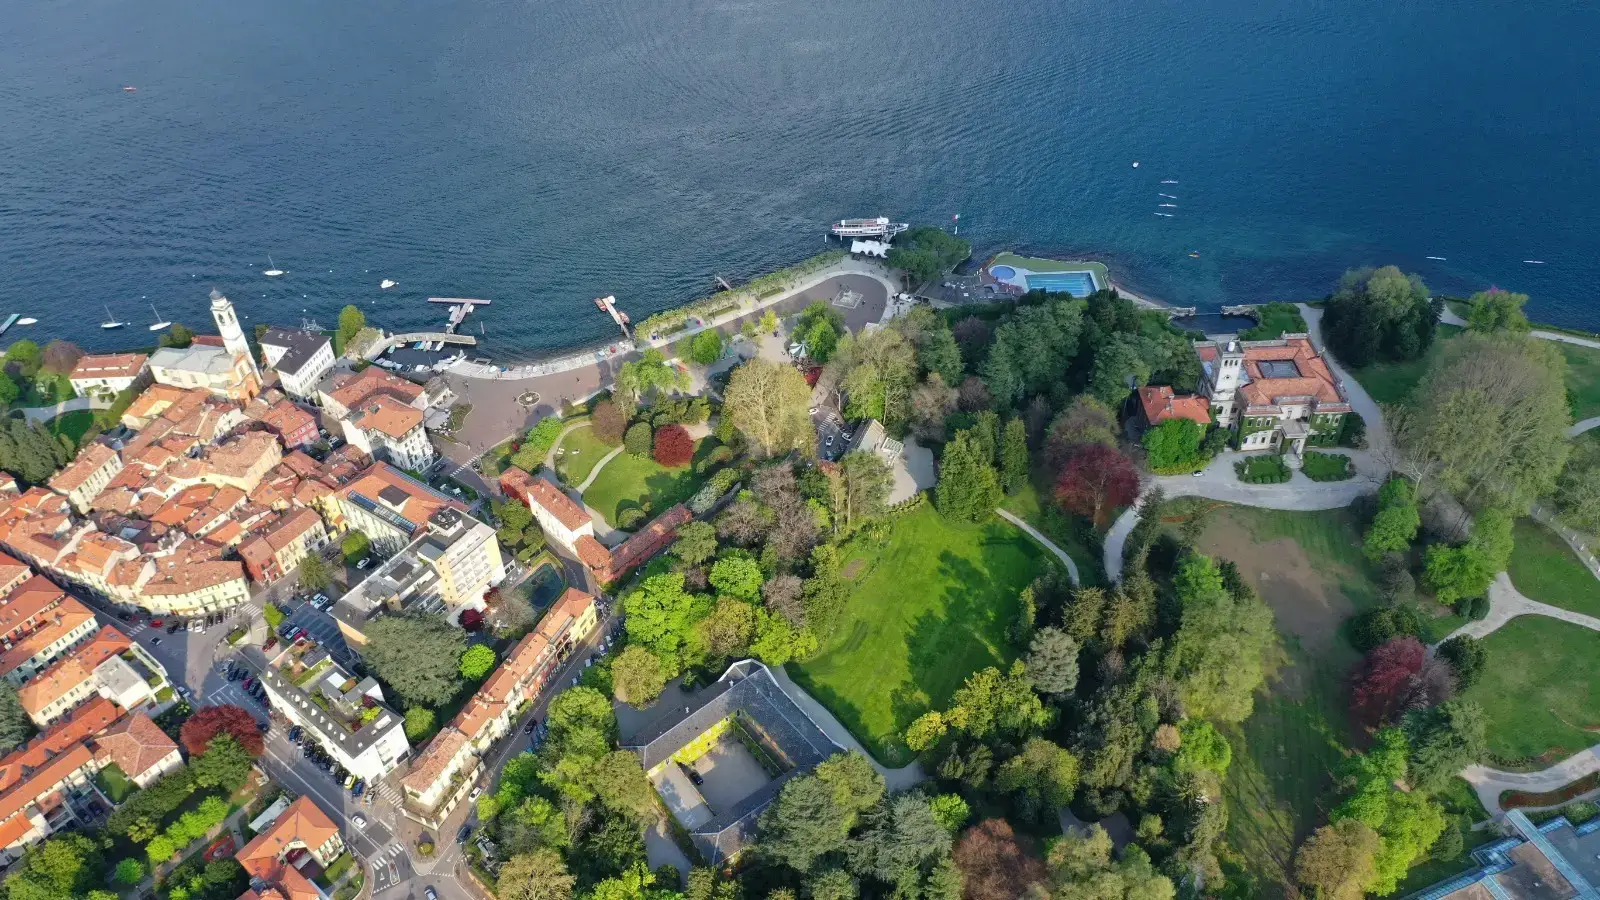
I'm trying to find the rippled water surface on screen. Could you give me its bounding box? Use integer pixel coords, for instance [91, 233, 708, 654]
[3, 0, 1597, 357]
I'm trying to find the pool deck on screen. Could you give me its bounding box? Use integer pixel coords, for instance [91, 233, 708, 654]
[982, 252, 1167, 310]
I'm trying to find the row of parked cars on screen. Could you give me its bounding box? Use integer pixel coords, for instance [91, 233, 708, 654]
[288, 726, 368, 797]
[224, 661, 271, 706]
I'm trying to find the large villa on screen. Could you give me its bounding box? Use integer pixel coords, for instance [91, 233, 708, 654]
[1193, 334, 1352, 454]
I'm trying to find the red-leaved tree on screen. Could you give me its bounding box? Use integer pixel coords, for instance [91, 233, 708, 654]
[1349, 636, 1427, 726]
[653, 424, 694, 467]
[1054, 443, 1140, 529]
[953, 818, 1048, 900]
[179, 704, 265, 757]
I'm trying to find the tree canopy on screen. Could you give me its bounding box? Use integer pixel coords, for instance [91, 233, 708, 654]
[1321, 266, 1438, 367]
[724, 359, 814, 457]
[363, 614, 468, 707]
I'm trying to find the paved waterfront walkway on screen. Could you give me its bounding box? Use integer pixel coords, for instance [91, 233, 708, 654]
[996, 509, 1080, 586]
[1438, 305, 1600, 350]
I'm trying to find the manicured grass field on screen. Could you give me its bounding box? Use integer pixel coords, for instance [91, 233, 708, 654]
[1000, 483, 1102, 585]
[1463, 616, 1600, 765]
[1507, 518, 1600, 617]
[94, 763, 136, 803]
[1348, 325, 1463, 405]
[553, 423, 616, 486]
[787, 504, 1049, 766]
[45, 409, 98, 446]
[1559, 342, 1600, 420]
[580, 441, 708, 530]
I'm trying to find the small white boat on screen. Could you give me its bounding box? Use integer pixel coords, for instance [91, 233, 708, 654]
[1425, 256, 1446, 261]
[1132, 161, 1140, 168]
[263, 254, 285, 277]
[1161, 179, 1179, 184]
[1159, 193, 1178, 199]
[1154, 212, 1175, 218]
[16, 318, 37, 326]
[1524, 260, 1545, 264]
[101, 305, 126, 329]
[148, 303, 171, 331]
[122, 86, 136, 93]
[1159, 203, 1178, 208]
[380, 279, 397, 289]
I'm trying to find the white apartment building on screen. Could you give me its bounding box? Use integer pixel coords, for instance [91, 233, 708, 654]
[46, 444, 123, 515]
[340, 396, 435, 473]
[333, 507, 505, 641]
[67, 353, 150, 400]
[256, 654, 409, 781]
[258, 327, 336, 400]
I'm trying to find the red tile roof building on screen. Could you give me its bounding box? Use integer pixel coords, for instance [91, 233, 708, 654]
[1137, 385, 1212, 427]
[1196, 335, 1351, 453]
[234, 797, 345, 900]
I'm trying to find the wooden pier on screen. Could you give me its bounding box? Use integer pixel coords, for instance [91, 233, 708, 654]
[427, 297, 491, 334]
[594, 295, 632, 340]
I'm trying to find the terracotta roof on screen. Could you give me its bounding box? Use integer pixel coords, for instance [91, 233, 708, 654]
[598, 505, 691, 580]
[350, 395, 422, 440]
[574, 534, 610, 569]
[0, 811, 32, 849]
[0, 743, 93, 827]
[122, 383, 192, 423]
[0, 576, 70, 640]
[206, 432, 281, 480]
[0, 553, 27, 594]
[16, 626, 131, 717]
[259, 400, 316, 441]
[70, 353, 148, 382]
[140, 553, 245, 597]
[1202, 337, 1346, 409]
[401, 727, 468, 794]
[0, 596, 94, 677]
[93, 711, 178, 780]
[262, 508, 323, 551]
[281, 452, 321, 478]
[451, 693, 507, 742]
[336, 463, 464, 533]
[0, 697, 120, 794]
[326, 367, 422, 412]
[521, 476, 591, 532]
[48, 444, 121, 495]
[235, 797, 337, 900]
[1138, 386, 1212, 426]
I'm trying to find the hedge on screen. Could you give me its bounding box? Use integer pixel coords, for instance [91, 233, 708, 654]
[1234, 455, 1291, 484]
[634, 251, 846, 339]
[689, 468, 741, 514]
[1301, 451, 1354, 482]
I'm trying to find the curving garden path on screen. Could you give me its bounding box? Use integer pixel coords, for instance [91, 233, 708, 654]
[1569, 416, 1600, 437]
[996, 509, 1081, 586]
[18, 395, 109, 424]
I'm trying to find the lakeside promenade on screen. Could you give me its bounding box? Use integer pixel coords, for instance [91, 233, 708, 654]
[435, 258, 898, 472]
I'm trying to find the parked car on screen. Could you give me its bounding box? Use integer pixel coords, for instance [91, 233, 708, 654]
[356, 557, 372, 570]
[150, 618, 164, 627]
[522, 718, 540, 735]
[457, 824, 473, 844]
[425, 889, 438, 900]
[351, 813, 367, 829]
[468, 785, 483, 803]
[150, 637, 162, 646]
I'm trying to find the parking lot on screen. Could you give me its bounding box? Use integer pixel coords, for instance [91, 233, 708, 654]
[812, 407, 855, 461]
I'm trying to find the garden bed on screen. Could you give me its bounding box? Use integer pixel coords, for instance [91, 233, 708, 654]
[1234, 454, 1290, 484]
[1500, 772, 1600, 810]
[1300, 451, 1353, 482]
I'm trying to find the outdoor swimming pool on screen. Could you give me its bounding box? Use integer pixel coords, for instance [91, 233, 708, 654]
[1025, 271, 1098, 296]
[528, 563, 564, 607]
[989, 264, 1017, 279]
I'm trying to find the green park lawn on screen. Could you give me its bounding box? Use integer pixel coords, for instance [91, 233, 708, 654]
[1508, 518, 1600, 617]
[1000, 483, 1102, 585]
[1192, 504, 1400, 895]
[45, 410, 98, 446]
[1462, 615, 1600, 766]
[1559, 342, 1600, 420]
[787, 503, 1049, 767]
[1347, 324, 1600, 417]
[580, 440, 709, 530]
[1348, 325, 1462, 405]
[553, 423, 616, 486]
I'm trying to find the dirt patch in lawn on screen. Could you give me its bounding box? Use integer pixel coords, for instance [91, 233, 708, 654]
[840, 558, 867, 581]
[1198, 528, 1354, 697]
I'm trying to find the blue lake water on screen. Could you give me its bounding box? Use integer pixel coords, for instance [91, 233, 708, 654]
[2, 0, 1597, 360]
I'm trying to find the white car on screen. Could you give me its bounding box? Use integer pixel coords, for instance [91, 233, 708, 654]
[469, 785, 483, 802]
[351, 814, 367, 829]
